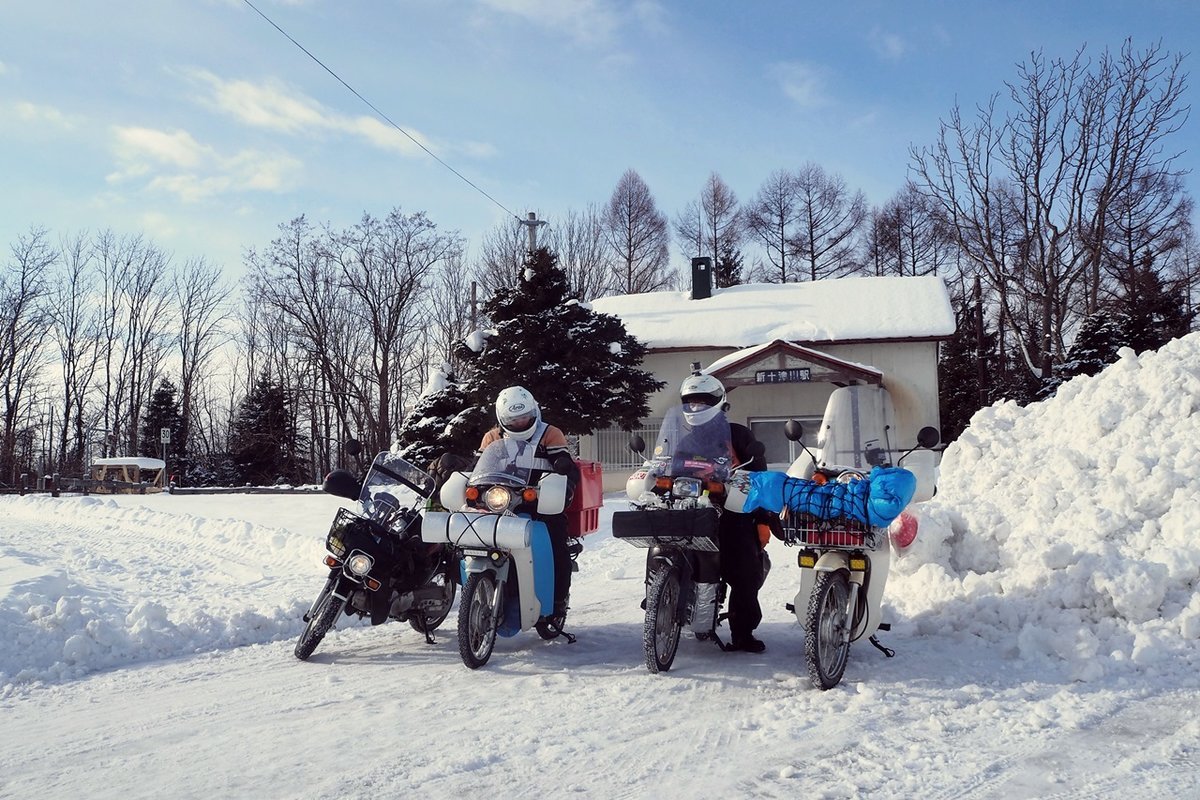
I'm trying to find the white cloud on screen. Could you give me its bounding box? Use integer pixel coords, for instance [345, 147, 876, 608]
[869, 27, 906, 61]
[186, 69, 438, 157]
[108, 124, 302, 202]
[14, 101, 75, 129]
[478, 0, 620, 46]
[770, 61, 828, 108]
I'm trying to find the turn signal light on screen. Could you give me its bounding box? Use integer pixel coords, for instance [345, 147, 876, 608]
[323, 555, 341, 568]
[706, 481, 725, 495]
[522, 487, 538, 503]
[849, 556, 868, 572]
[655, 476, 673, 490]
[366, 577, 382, 591]
[465, 486, 480, 501]
[812, 473, 828, 485]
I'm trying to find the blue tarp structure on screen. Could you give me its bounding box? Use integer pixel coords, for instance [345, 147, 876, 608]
[743, 467, 916, 527]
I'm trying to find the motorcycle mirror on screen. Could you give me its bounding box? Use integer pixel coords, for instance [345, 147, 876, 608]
[865, 446, 888, 467]
[323, 468, 360, 500]
[344, 438, 362, 457]
[783, 420, 804, 441]
[629, 434, 646, 454]
[917, 426, 941, 449]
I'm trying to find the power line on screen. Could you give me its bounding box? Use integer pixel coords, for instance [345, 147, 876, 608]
[241, 0, 520, 222]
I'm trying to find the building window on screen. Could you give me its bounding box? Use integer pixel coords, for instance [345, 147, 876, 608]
[750, 416, 822, 469]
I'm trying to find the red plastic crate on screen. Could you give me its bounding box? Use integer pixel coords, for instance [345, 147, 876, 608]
[566, 459, 603, 537]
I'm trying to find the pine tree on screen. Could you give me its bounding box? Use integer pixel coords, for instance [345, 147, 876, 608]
[938, 301, 999, 443]
[395, 367, 488, 468]
[457, 247, 664, 446]
[229, 372, 307, 485]
[139, 379, 186, 476]
[1119, 257, 1196, 355]
[714, 241, 744, 288]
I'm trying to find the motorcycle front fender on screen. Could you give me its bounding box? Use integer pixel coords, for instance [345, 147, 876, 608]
[813, 550, 852, 576]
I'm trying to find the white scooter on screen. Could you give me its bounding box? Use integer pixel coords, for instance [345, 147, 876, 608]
[421, 436, 572, 669]
[776, 385, 939, 689]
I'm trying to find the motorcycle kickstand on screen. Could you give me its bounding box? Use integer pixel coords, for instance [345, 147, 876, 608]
[868, 635, 895, 658]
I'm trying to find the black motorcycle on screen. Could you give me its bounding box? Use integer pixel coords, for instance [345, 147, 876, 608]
[294, 451, 457, 660]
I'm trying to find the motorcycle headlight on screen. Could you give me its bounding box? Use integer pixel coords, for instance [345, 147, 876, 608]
[346, 551, 374, 576]
[672, 477, 703, 498]
[483, 486, 514, 512]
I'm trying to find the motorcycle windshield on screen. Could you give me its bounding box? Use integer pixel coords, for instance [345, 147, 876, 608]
[468, 438, 536, 488]
[358, 452, 435, 516]
[816, 385, 898, 471]
[646, 405, 733, 482]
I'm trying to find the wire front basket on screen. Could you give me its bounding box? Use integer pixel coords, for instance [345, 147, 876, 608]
[780, 509, 881, 550]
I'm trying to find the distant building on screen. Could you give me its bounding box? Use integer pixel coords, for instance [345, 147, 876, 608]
[581, 268, 956, 490]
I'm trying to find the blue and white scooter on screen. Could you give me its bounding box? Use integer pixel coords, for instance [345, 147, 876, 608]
[422, 436, 571, 668]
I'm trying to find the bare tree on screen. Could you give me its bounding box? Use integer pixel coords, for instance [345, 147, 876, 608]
[0, 227, 54, 484]
[423, 248, 476, 373]
[791, 162, 868, 281]
[175, 257, 229, 477]
[864, 182, 954, 277]
[47, 232, 101, 473]
[474, 218, 527, 299]
[912, 40, 1191, 381]
[547, 205, 610, 301]
[745, 169, 800, 282]
[673, 199, 704, 261]
[602, 169, 672, 294]
[700, 173, 743, 283]
[330, 209, 461, 452]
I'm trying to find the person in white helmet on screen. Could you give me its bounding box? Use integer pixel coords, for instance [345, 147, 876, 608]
[679, 367, 770, 653]
[478, 385, 580, 627]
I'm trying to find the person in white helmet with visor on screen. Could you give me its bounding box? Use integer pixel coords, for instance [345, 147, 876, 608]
[679, 367, 770, 653]
[477, 385, 580, 628]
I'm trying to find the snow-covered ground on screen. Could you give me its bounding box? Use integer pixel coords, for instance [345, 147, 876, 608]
[4, 334, 1200, 799]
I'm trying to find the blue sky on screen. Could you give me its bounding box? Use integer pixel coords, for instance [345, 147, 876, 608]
[2, 0, 1198, 277]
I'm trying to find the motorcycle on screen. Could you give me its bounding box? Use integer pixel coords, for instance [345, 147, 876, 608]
[612, 404, 762, 673]
[422, 437, 578, 669]
[759, 384, 939, 689]
[294, 451, 458, 661]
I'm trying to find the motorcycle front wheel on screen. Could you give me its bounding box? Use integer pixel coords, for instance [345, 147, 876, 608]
[643, 566, 683, 673]
[409, 571, 458, 634]
[804, 570, 851, 689]
[294, 576, 345, 661]
[458, 572, 499, 669]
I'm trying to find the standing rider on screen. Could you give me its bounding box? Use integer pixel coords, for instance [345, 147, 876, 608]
[679, 370, 769, 653]
[479, 385, 580, 630]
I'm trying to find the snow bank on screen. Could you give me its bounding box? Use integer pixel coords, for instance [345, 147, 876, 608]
[892, 333, 1200, 680]
[0, 494, 341, 694]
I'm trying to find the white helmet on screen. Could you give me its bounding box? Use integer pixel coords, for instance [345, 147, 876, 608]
[680, 368, 726, 426]
[495, 385, 541, 441]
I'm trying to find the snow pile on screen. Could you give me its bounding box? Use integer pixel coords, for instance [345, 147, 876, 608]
[0, 494, 344, 692]
[892, 333, 1200, 680]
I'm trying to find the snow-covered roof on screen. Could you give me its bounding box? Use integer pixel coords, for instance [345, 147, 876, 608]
[589, 275, 956, 349]
[92, 457, 166, 469]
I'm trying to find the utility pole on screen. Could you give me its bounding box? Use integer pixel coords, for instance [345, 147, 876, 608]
[518, 212, 547, 252]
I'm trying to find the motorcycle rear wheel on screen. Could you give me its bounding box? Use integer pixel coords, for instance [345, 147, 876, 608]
[804, 570, 851, 689]
[294, 578, 345, 661]
[643, 566, 683, 673]
[409, 572, 458, 634]
[458, 572, 499, 669]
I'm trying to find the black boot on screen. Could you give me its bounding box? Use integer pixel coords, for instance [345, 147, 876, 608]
[729, 633, 766, 653]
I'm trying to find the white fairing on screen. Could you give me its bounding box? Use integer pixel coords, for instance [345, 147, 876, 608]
[816, 385, 898, 471]
[901, 448, 938, 503]
[625, 465, 658, 503]
[536, 472, 568, 515]
[439, 471, 469, 510]
[422, 510, 542, 629]
[792, 534, 891, 641]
